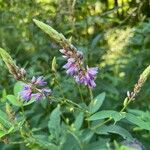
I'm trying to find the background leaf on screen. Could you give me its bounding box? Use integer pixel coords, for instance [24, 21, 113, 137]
[125, 113, 150, 131]
[61, 131, 82, 150]
[7, 95, 23, 107]
[73, 112, 84, 130]
[0, 109, 12, 128]
[95, 124, 133, 140]
[13, 81, 24, 97]
[89, 92, 105, 114]
[87, 110, 125, 122]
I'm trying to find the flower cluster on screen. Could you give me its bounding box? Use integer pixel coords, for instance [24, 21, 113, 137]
[60, 48, 98, 88]
[20, 76, 51, 101]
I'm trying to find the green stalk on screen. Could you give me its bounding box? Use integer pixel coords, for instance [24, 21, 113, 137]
[92, 65, 150, 130]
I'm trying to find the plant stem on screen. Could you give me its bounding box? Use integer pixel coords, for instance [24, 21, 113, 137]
[50, 96, 89, 114]
[77, 85, 84, 103]
[88, 87, 93, 101]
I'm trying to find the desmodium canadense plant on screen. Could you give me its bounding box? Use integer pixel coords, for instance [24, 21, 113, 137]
[0, 19, 150, 149]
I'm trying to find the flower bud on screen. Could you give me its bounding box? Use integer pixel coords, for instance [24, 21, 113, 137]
[123, 97, 128, 107]
[20, 68, 26, 77]
[59, 49, 66, 54]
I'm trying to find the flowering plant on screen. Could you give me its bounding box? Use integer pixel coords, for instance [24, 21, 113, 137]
[0, 19, 150, 150]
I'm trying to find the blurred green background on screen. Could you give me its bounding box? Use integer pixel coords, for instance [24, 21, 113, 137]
[1, 0, 150, 107]
[0, 0, 150, 149]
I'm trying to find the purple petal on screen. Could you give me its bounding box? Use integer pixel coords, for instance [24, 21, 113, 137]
[75, 76, 80, 83]
[66, 65, 78, 76]
[63, 62, 72, 69]
[20, 88, 32, 101]
[34, 76, 47, 86]
[42, 88, 52, 96]
[31, 76, 36, 84]
[63, 58, 76, 69]
[31, 93, 43, 101]
[87, 79, 96, 88]
[23, 84, 31, 90]
[68, 58, 75, 63]
[87, 67, 98, 77]
[75, 74, 85, 84]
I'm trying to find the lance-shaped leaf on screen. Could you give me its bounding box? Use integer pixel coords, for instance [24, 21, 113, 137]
[87, 110, 125, 122]
[95, 124, 133, 140]
[33, 19, 77, 51]
[0, 109, 12, 129]
[0, 48, 20, 79]
[89, 92, 106, 114]
[125, 113, 150, 131]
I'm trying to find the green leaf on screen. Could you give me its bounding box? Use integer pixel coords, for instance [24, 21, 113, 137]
[7, 126, 15, 134]
[22, 99, 36, 106]
[87, 110, 125, 122]
[73, 112, 84, 130]
[7, 95, 23, 107]
[125, 113, 150, 131]
[48, 105, 61, 131]
[0, 110, 12, 128]
[61, 131, 82, 150]
[31, 134, 58, 150]
[80, 129, 94, 143]
[91, 34, 102, 49]
[7, 92, 35, 107]
[84, 138, 109, 150]
[13, 81, 24, 96]
[0, 89, 7, 102]
[89, 92, 105, 114]
[95, 125, 133, 140]
[0, 130, 7, 138]
[127, 109, 150, 120]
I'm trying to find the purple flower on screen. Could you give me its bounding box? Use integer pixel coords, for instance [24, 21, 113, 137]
[74, 67, 98, 88]
[20, 85, 32, 101]
[84, 67, 98, 88]
[20, 76, 51, 101]
[42, 88, 52, 96]
[63, 58, 79, 76]
[60, 47, 98, 88]
[87, 67, 98, 78]
[85, 78, 96, 88]
[31, 93, 43, 101]
[31, 76, 47, 86]
[75, 74, 85, 84]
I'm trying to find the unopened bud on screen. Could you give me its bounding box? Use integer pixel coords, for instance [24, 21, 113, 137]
[62, 55, 68, 59]
[67, 51, 73, 56]
[51, 57, 57, 72]
[20, 68, 26, 77]
[127, 91, 130, 98]
[59, 49, 66, 54]
[77, 51, 83, 59]
[123, 97, 128, 107]
[69, 107, 74, 112]
[70, 44, 77, 51]
[66, 118, 69, 124]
